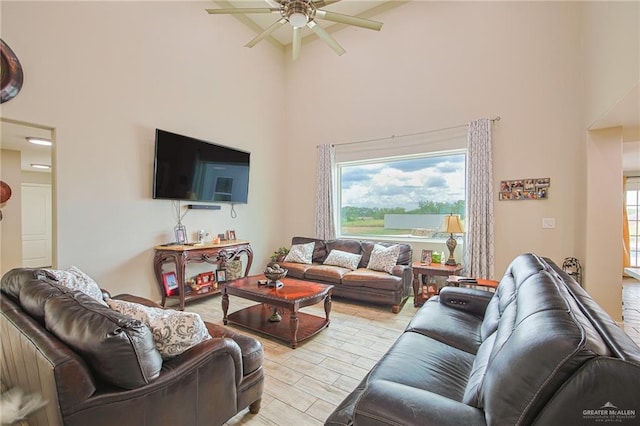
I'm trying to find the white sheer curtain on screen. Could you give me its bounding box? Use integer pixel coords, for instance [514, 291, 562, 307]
[315, 144, 336, 239]
[464, 119, 495, 279]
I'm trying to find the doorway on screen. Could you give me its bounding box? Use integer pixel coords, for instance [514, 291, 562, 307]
[0, 117, 55, 273]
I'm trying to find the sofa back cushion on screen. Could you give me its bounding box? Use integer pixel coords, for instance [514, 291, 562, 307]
[463, 253, 612, 425]
[290, 237, 412, 268]
[45, 291, 163, 389]
[19, 278, 70, 323]
[326, 239, 362, 258]
[1, 267, 57, 300]
[291, 237, 328, 263]
[360, 241, 412, 268]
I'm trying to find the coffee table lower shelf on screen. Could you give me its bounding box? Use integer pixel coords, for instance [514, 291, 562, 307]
[226, 304, 329, 349]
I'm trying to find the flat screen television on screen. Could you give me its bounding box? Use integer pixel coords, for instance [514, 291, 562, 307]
[153, 129, 250, 203]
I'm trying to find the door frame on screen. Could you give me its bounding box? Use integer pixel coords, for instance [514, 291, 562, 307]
[1, 117, 57, 269]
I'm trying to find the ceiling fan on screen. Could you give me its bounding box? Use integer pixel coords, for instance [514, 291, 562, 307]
[206, 0, 384, 60]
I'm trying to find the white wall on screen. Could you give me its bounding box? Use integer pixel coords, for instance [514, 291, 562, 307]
[282, 1, 585, 278]
[583, 1, 639, 127]
[2, 1, 286, 300]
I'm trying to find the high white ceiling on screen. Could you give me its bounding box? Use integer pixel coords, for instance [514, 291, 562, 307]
[211, 0, 399, 46]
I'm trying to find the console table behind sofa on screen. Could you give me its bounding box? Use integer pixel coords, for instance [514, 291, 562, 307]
[153, 240, 253, 310]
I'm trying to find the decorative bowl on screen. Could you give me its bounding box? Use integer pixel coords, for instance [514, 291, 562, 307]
[264, 270, 287, 282]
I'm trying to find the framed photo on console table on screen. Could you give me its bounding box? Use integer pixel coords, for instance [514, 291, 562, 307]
[162, 272, 179, 296]
[216, 269, 227, 283]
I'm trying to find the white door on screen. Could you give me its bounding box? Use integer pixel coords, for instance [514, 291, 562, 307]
[22, 183, 52, 268]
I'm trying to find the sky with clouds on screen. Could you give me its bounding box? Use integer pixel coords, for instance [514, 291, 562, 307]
[340, 154, 466, 210]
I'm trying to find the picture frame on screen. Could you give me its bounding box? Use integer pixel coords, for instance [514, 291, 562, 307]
[174, 224, 187, 244]
[196, 271, 215, 286]
[227, 230, 236, 240]
[499, 177, 550, 201]
[162, 272, 179, 296]
[421, 249, 433, 265]
[215, 269, 227, 282]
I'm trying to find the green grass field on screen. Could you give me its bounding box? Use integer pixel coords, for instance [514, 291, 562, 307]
[341, 219, 408, 236]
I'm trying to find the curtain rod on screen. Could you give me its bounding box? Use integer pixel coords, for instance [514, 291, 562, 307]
[325, 116, 501, 148]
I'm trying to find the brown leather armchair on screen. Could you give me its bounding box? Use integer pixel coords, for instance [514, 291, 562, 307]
[1, 268, 263, 426]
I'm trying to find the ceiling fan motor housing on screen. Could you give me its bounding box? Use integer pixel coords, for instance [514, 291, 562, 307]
[282, 0, 316, 27]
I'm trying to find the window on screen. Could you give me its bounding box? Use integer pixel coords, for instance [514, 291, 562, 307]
[627, 177, 640, 267]
[336, 150, 466, 239]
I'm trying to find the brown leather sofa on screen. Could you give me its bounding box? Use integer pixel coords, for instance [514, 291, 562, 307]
[0, 268, 264, 426]
[325, 253, 640, 425]
[275, 237, 413, 313]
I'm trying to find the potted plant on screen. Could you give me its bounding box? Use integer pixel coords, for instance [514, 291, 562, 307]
[270, 247, 289, 262]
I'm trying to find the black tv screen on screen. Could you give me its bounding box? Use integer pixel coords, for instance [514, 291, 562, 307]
[153, 129, 250, 203]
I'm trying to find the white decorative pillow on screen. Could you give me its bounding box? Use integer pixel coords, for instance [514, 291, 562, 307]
[107, 299, 211, 359]
[323, 250, 362, 271]
[46, 266, 108, 306]
[284, 242, 315, 264]
[367, 244, 401, 274]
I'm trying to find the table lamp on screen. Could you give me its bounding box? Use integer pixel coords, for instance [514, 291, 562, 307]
[439, 214, 464, 266]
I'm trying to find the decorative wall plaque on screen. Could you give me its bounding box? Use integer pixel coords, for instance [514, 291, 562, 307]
[499, 178, 550, 201]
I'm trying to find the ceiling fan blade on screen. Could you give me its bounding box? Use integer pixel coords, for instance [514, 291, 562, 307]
[307, 21, 345, 56]
[315, 10, 383, 31]
[206, 8, 279, 15]
[245, 18, 287, 48]
[292, 26, 302, 61]
[312, 0, 342, 7]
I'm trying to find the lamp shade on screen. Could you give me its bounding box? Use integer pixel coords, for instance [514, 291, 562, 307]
[439, 214, 464, 234]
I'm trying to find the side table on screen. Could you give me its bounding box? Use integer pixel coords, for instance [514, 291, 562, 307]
[412, 261, 462, 307]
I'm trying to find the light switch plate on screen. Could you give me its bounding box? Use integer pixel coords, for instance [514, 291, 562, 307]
[542, 218, 556, 229]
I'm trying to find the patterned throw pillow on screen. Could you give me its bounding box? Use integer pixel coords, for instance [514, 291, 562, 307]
[107, 299, 211, 359]
[46, 266, 108, 306]
[284, 242, 315, 264]
[367, 244, 401, 274]
[323, 249, 362, 271]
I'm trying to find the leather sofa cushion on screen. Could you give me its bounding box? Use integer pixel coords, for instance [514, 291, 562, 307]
[45, 291, 163, 389]
[368, 331, 474, 402]
[19, 278, 70, 324]
[0, 267, 56, 300]
[278, 261, 313, 278]
[341, 269, 402, 291]
[406, 297, 483, 355]
[304, 265, 351, 284]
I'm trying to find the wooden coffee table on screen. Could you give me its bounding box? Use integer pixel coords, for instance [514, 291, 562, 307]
[222, 275, 333, 349]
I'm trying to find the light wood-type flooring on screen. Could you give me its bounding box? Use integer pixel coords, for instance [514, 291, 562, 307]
[184, 283, 640, 426]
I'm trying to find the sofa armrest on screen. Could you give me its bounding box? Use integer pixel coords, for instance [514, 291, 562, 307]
[160, 336, 244, 384]
[438, 287, 493, 317]
[354, 380, 486, 426]
[392, 264, 414, 298]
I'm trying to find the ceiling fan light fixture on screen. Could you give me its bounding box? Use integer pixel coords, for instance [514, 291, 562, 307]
[289, 12, 308, 28]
